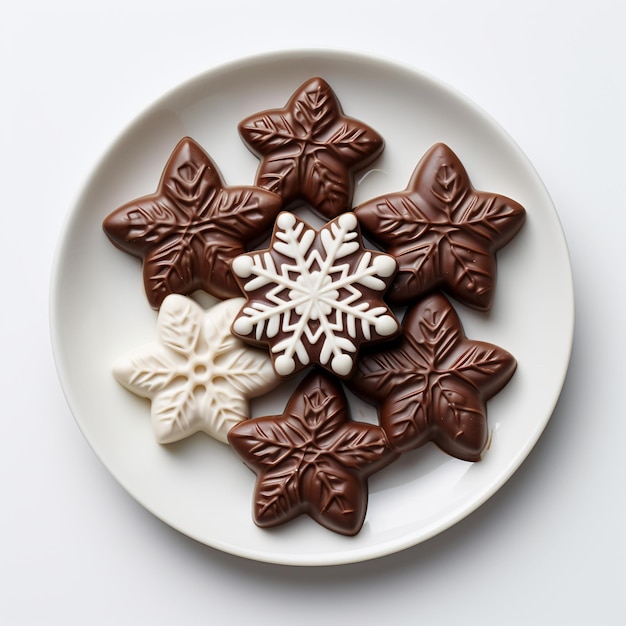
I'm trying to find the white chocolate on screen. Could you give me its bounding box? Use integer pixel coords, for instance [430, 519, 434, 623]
[112, 295, 281, 444]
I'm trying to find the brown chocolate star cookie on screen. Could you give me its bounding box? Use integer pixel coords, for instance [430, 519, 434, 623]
[103, 137, 282, 309]
[355, 143, 526, 311]
[239, 77, 384, 219]
[227, 370, 397, 536]
[348, 293, 517, 461]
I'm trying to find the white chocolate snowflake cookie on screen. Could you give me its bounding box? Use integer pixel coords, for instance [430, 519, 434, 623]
[112, 295, 281, 444]
[231, 212, 400, 379]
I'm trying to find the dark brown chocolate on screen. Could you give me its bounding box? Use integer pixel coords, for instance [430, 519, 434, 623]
[354, 143, 526, 311]
[230, 211, 399, 379]
[227, 370, 397, 536]
[348, 293, 517, 461]
[102, 137, 282, 309]
[239, 77, 384, 220]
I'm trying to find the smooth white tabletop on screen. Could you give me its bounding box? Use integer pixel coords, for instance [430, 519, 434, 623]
[2, 1, 624, 624]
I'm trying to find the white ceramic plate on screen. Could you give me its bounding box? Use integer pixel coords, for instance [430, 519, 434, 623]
[50, 50, 573, 566]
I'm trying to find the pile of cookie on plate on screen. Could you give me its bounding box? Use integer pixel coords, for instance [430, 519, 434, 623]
[103, 77, 525, 536]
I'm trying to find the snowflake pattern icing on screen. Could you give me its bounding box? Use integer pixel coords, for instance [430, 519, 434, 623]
[231, 212, 399, 379]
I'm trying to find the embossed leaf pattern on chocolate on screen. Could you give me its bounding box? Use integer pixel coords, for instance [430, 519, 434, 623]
[239, 77, 384, 219]
[112, 295, 281, 444]
[349, 293, 517, 461]
[355, 143, 525, 311]
[103, 79, 525, 539]
[231, 212, 399, 379]
[228, 371, 396, 535]
[103, 137, 282, 309]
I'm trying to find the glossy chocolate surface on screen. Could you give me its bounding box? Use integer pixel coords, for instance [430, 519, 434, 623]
[227, 370, 397, 536]
[103, 84, 524, 540]
[348, 293, 517, 461]
[231, 212, 399, 379]
[103, 137, 282, 309]
[239, 77, 384, 219]
[355, 143, 526, 311]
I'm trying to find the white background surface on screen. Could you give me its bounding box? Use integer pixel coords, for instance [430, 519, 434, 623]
[1, 1, 624, 624]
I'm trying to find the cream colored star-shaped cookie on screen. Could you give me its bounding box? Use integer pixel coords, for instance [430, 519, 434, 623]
[112, 295, 281, 444]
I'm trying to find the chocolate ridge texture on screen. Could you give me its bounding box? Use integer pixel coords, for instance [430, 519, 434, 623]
[348, 292, 517, 461]
[239, 77, 384, 219]
[103, 80, 524, 540]
[103, 137, 282, 309]
[354, 142, 526, 311]
[227, 370, 397, 536]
